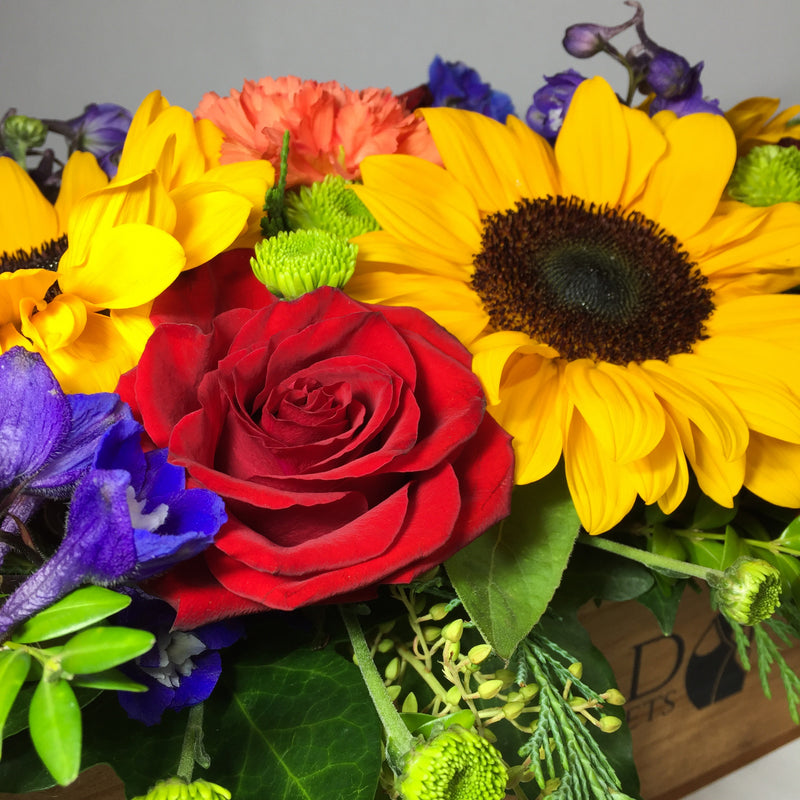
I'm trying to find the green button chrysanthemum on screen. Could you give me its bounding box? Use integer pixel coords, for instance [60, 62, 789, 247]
[398, 726, 508, 800]
[250, 228, 357, 299]
[727, 143, 800, 206]
[712, 556, 782, 625]
[131, 777, 231, 800]
[286, 174, 379, 239]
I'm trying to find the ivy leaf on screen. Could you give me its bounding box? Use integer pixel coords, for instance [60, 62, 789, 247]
[29, 678, 82, 786]
[10, 587, 131, 644]
[447, 468, 580, 659]
[636, 578, 687, 636]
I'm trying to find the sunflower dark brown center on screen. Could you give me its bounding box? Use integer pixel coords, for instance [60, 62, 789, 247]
[471, 196, 714, 364]
[0, 234, 67, 303]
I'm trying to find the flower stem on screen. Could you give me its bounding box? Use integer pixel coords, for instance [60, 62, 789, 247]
[577, 533, 725, 583]
[340, 604, 415, 773]
[176, 703, 209, 783]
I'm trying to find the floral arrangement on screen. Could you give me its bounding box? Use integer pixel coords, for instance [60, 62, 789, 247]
[2, 3, 800, 798]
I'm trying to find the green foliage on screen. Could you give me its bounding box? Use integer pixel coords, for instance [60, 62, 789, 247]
[518, 637, 636, 800]
[0, 587, 152, 787]
[29, 678, 82, 786]
[446, 468, 580, 659]
[10, 586, 131, 644]
[261, 130, 291, 238]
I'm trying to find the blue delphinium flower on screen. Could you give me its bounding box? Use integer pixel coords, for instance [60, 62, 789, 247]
[43, 102, 132, 177]
[0, 346, 129, 541]
[428, 56, 515, 122]
[0, 362, 226, 637]
[525, 69, 586, 144]
[114, 591, 244, 726]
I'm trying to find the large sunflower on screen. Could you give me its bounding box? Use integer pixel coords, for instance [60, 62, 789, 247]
[349, 77, 800, 534]
[0, 91, 273, 393]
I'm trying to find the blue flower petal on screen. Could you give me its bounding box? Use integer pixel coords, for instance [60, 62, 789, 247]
[0, 348, 70, 488]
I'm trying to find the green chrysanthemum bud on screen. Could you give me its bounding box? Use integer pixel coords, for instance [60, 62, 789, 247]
[712, 556, 782, 625]
[398, 725, 507, 800]
[251, 229, 356, 299]
[3, 114, 47, 166]
[286, 175, 379, 239]
[131, 777, 232, 800]
[727, 144, 800, 206]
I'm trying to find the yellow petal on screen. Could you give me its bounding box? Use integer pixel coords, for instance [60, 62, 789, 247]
[555, 77, 629, 207]
[564, 360, 665, 463]
[170, 182, 253, 270]
[0, 270, 56, 325]
[19, 293, 87, 351]
[111, 302, 155, 363]
[54, 152, 109, 231]
[59, 224, 185, 309]
[617, 104, 667, 209]
[504, 116, 561, 198]
[0, 157, 57, 254]
[422, 108, 548, 212]
[744, 433, 800, 507]
[564, 409, 639, 534]
[634, 113, 736, 241]
[491, 355, 564, 485]
[356, 155, 482, 261]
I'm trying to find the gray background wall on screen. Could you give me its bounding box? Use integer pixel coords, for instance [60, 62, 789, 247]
[2, 1, 799, 797]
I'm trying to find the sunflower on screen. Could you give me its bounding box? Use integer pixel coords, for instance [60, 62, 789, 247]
[725, 96, 800, 155]
[349, 77, 800, 534]
[0, 91, 273, 393]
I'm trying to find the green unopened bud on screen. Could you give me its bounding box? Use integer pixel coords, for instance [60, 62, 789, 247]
[3, 114, 47, 167]
[602, 688, 626, 706]
[428, 603, 450, 621]
[519, 684, 539, 702]
[477, 679, 504, 700]
[493, 669, 516, 688]
[597, 715, 623, 733]
[713, 556, 782, 625]
[250, 228, 356, 299]
[398, 725, 507, 800]
[445, 685, 462, 706]
[502, 700, 525, 720]
[385, 657, 401, 682]
[377, 638, 394, 654]
[402, 692, 419, 713]
[286, 175, 379, 239]
[567, 662, 583, 680]
[728, 144, 800, 206]
[422, 626, 441, 643]
[441, 619, 464, 643]
[131, 778, 231, 800]
[387, 684, 402, 702]
[467, 644, 492, 665]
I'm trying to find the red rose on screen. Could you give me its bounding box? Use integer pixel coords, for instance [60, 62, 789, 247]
[118, 254, 514, 627]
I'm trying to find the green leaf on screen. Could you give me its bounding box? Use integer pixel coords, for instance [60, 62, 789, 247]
[720, 525, 751, 569]
[60, 627, 154, 675]
[636, 578, 687, 636]
[70, 669, 147, 692]
[75, 623, 383, 800]
[776, 515, 800, 551]
[0, 650, 31, 757]
[11, 587, 131, 644]
[690, 495, 737, 530]
[29, 678, 82, 786]
[446, 468, 580, 659]
[682, 537, 724, 570]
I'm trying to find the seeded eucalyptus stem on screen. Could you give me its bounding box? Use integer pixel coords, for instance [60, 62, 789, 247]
[577, 532, 725, 583]
[340, 604, 415, 773]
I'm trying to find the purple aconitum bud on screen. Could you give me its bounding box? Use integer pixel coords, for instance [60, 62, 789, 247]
[526, 69, 586, 144]
[427, 56, 516, 122]
[648, 62, 722, 116]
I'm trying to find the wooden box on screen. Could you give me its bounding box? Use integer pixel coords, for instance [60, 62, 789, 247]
[3, 586, 799, 799]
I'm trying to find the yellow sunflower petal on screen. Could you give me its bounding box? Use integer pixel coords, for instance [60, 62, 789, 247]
[564, 409, 639, 534]
[636, 360, 749, 460]
[504, 116, 561, 198]
[422, 107, 550, 211]
[744, 433, 800, 507]
[111, 302, 155, 363]
[490, 355, 564, 485]
[705, 294, 800, 348]
[0, 157, 58, 254]
[617, 104, 667, 208]
[652, 416, 690, 515]
[54, 152, 109, 231]
[564, 359, 665, 463]
[356, 155, 482, 260]
[59, 224, 185, 309]
[0, 270, 56, 326]
[19, 292, 87, 351]
[169, 182, 253, 270]
[555, 77, 629, 207]
[634, 113, 736, 241]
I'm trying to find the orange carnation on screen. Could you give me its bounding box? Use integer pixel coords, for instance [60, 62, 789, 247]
[195, 76, 440, 188]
